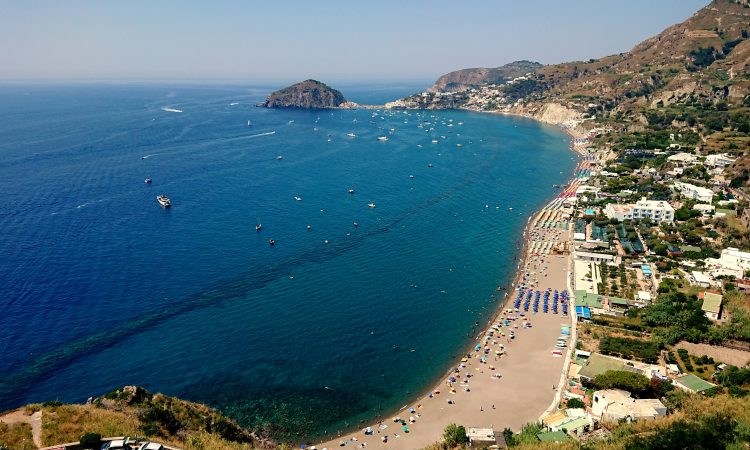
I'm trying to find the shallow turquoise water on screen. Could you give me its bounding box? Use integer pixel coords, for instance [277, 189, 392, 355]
[0, 84, 575, 439]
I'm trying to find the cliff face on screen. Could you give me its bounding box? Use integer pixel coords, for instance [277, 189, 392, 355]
[427, 60, 543, 93]
[263, 79, 346, 109]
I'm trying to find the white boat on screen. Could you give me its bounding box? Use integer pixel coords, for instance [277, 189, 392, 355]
[276, 155, 283, 160]
[247, 120, 252, 126]
[348, 189, 355, 194]
[156, 195, 171, 208]
[256, 224, 262, 232]
[431, 139, 438, 144]
[368, 203, 377, 208]
[377, 136, 388, 141]
[427, 163, 434, 168]
[347, 133, 356, 138]
[294, 196, 302, 202]
[144, 178, 152, 184]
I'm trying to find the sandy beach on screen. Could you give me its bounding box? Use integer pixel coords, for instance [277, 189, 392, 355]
[314, 153, 589, 450]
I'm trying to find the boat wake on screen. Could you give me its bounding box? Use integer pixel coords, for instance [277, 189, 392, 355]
[161, 107, 183, 113]
[232, 131, 276, 141]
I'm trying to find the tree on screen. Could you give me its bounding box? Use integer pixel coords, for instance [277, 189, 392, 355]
[443, 424, 468, 447]
[79, 433, 102, 449]
[594, 370, 651, 397]
[566, 398, 585, 409]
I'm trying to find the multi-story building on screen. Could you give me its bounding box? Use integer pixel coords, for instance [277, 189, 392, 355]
[673, 181, 714, 203]
[705, 153, 735, 168]
[605, 200, 674, 223]
[604, 204, 633, 221]
[631, 199, 675, 223]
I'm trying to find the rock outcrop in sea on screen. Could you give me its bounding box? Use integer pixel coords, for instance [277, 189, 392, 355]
[263, 79, 346, 109]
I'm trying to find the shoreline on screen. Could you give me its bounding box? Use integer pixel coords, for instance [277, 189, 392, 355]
[313, 108, 584, 449]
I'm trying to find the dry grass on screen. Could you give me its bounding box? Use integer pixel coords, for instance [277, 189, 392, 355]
[0, 422, 34, 450]
[40, 404, 141, 446]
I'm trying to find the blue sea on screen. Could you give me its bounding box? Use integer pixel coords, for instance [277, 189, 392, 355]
[0, 83, 575, 440]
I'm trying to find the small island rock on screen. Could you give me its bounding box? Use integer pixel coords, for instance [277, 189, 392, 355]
[263, 79, 346, 109]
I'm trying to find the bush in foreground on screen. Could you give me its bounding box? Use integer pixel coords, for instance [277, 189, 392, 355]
[442, 424, 468, 447]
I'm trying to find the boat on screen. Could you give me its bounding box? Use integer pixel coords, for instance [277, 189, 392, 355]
[269, 239, 275, 246]
[256, 224, 262, 232]
[377, 136, 388, 141]
[144, 178, 152, 184]
[156, 195, 171, 208]
[432, 139, 438, 144]
[347, 133, 356, 138]
[307, 225, 312, 230]
[409, 175, 415, 179]
[368, 203, 377, 208]
[294, 196, 302, 202]
[277, 155, 283, 160]
[427, 163, 434, 168]
[353, 222, 359, 227]
[348, 189, 355, 194]
[247, 120, 252, 126]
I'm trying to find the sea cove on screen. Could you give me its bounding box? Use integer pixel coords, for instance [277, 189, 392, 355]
[0, 84, 575, 439]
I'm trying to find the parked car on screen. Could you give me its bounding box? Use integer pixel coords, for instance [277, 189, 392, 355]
[100, 438, 129, 450]
[138, 443, 164, 450]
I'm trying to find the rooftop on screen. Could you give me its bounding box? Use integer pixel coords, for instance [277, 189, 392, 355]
[537, 431, 571, 443]
[701, 292, 723, 314]
[675, 373, 716, 393]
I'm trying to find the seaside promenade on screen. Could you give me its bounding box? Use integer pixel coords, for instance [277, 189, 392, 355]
[316, 180, 580, 450]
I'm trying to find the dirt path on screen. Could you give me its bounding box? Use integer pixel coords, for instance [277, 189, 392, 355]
[676, 341, 750, 367]
[0, 409, 43, 448]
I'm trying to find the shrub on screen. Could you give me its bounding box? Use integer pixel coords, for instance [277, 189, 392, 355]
[599, 336, 660, 363]
[79, 432, 102, 448]
[442, 424, 468, 447]
[594, 370, 651, 397]
[566, 398, 585, 409]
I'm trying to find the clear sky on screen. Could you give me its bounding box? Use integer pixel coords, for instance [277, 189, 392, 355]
[0, 0, 709, 83]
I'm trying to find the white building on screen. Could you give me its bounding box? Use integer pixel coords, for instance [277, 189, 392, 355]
[631, 199, 675, 223]
[705, 153, 735, 168]
[576, 251, 617, 264]
[667, 152, 698, 165]
[673, 182, 714, 203]
[693, 204, 716, 216]
[690, 271, 714, 288]
[705, 247, 750, 279]
[604, 204, 633, 221]
[605, 200, 674, 223]
[591, 389, 667, 422]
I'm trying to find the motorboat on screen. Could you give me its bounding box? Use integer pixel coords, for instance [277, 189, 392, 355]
[377, 136, 388, 141]
[156, 195, 171, 208]
[348, 189, 355, 194]
[256, 224, 262, 232]
[269, 239, 275, 246]
[368, 203, 376, 208]
[294, 196, 302, 202]
[427, 163, 434, 168]
[277, 155, 283, 160]
[144, 178, 152, 184]
[347, 133, 356, 138]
